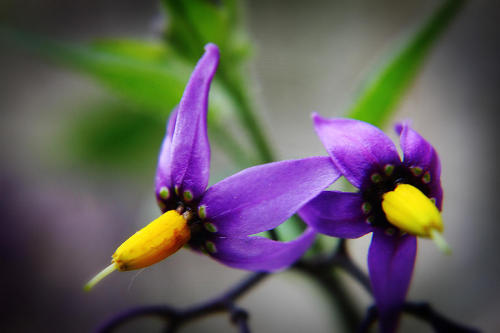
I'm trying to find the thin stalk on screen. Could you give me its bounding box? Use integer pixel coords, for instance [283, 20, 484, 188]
[97, 272, 267, 333]
[294, 261, 362, 332]
[218, 66, 275, 163]
[207, 117, 253, 168]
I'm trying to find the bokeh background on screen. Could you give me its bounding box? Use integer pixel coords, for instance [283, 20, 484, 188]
[1, 0, 499, 332]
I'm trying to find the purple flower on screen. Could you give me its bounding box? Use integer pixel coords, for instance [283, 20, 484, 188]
[85, 44, 339, 291]
[152, 44, 341, 271]
[299, 115, 447, 333]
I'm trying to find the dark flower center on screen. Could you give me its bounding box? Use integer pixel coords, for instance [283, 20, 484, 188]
[157, 191, 213, 252]
[360, 164, 433, 231]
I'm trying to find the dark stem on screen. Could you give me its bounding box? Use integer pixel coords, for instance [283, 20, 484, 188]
[358, 302, 481, 333]
[358, 305, 378, 333]
[297, 239, 480, 333]
[227, 303, 251, 333]
[97, 241, 480, 333]
[297, 264, 362, 332]
[403, 302, 481, 333]
[294, 241, 364, 332]
[327, 239, 372, 294]
[97, 272, 267, 333]
[97, 305, 180, 333]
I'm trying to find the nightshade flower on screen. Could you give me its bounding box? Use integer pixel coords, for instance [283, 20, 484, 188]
[85, 44, 340, 290]
[299, 115, 449, 333]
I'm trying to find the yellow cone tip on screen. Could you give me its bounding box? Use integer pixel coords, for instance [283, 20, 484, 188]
[382, 184, 443, 237]
[84, 263, 117, 292]
[430, 229, 452, 255]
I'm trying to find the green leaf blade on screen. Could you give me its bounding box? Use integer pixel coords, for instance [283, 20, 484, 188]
[346, 0, 465, 128]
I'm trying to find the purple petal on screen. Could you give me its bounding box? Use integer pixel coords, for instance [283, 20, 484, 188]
[396, 122, 443, 209]
[313, 114, 401, 188]
[200, 157, 340, 237]
[155, 108, 178, 201]
[208, 229, 316, 271]
[169, 44, 219, 200]
[299, 191, 374, 238]
[368, 230, 417, 333]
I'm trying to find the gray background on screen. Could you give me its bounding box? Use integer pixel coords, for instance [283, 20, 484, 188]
[1, 0, 498, 332]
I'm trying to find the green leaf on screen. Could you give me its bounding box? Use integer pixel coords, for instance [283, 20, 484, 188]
[9, 33, 192, 112]
[4, 31, 236, 120]
[61, 101, 165, 172]
[3, 31, 252, 170]
[346, 0, 464, 128]
[89, 38, 174, 62]
[58, 99, 253, 174]
[162, 0, 251, 66]
[161, 0, 270, 164]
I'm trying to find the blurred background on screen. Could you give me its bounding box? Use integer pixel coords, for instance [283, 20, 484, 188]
[1, 0, 499, 332]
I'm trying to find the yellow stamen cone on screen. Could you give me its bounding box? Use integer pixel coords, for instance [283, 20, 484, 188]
[85, 210, 190, 291]
[382, 184, 450, 253]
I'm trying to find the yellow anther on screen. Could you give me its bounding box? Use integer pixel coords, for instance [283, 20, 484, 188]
[382, 184, 442, 236]
[382, 184, 450, 254]
[84, 210, 190, 291]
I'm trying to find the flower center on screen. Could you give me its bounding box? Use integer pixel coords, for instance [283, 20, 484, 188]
[156, 190, 214, 252]
[359, 165, 450, 253]
[382, 184, 450, 253]
[381, 184, 442, 237]
[360, 164, 433, 231]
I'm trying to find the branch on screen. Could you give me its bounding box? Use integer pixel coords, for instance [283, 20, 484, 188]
[97, 241, 480, 333]
[358, 305, 377, 333]
[294, 242, 363, 332]
[358, 302, 481, 333]
[403, 302, 481, 333]
[227, 303, 251, 333]
[328, 239, 372, 294]
[297, 240, 480, 333]
[97, 272, 267, 333]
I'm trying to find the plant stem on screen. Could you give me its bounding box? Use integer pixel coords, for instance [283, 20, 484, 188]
[207, 116, 253, 168]
[97, 272, 267, 333]
[219, 66, 275, 163]
[294, 261, 362, 332]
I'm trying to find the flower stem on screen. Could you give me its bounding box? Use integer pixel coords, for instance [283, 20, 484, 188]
[219, 66, 275, 164]
[97, 272, 267, 332]
[207, 116, 253, 168]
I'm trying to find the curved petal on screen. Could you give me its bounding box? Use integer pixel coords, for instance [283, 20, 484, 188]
[368, 230, 417, 333]
[299, 191, 374, 238]
[170, 44, 219, 200]
[208, 228, 316, 271]
[200, 157, 340, 237]
[155, 108, 178, 203]
[313, 114, 401, 188]
[396, 122, 443, 209]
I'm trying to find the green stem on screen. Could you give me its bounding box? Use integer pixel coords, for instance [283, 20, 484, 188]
[219, 66, 275, 163]
[207, 116, 253, 168]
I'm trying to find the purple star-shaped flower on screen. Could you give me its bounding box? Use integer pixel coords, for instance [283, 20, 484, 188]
[85, 44, 341, 291]
[154, 45, 340, 271]
[299, 115, 444, 332]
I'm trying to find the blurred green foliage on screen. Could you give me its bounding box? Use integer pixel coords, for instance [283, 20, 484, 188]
[162, 0, 251, 68]
[2, 0, 463, 178]
[1, 0, 465, 252]
[346, 0, 464, 128]
[64, 101, 165, 172]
